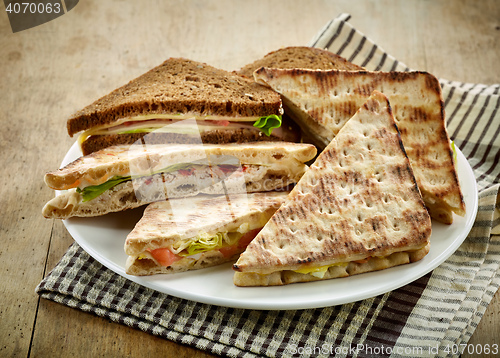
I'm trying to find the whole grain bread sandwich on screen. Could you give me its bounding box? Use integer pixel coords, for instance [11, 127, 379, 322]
[233, 91, 432, 286]
[67, 58, 300, 155]
[42, 142, 316, 219]
[254, 68, 465, 224]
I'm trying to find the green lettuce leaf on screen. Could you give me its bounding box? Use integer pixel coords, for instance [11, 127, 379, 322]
[179, 233, 226, 256]
[176, 231, 245, 257]
[253, 114, 282, 136]
[75, 163, 208, 202]
[451, 140, 457, 162]
[76, 176, 131, 202]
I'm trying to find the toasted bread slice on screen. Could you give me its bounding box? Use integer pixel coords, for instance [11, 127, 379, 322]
[237, 46, 362, 78]
[68, 58, 283, 136]
[233, 92, 432, 286]
[254, 68, 465, 224]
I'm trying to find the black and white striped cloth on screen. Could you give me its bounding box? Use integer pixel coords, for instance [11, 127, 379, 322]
[310, 13, 500, 192]
[37, 14, 499, 358]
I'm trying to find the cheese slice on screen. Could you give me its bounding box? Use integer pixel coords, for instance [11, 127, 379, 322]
[78, 114, 264, 141]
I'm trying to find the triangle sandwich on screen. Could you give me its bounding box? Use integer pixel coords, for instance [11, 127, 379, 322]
[233, 91, 432, 286]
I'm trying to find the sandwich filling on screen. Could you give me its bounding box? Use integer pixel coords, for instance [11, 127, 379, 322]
[77, 114, 283, 145]
[138, 226, 263, 268]
[75, 162, 258, 202]
[232, 244, 430, 286]
[291, 245, 428, 279]
[234, 242, 429, 279]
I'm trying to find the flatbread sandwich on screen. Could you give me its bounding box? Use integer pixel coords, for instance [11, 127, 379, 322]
[42, 142, 316, 219]
[67, 57, 300, 155]
[125, 192, 288, 276]
[233, 91, 432, 286]
[254, 68, 465, 224]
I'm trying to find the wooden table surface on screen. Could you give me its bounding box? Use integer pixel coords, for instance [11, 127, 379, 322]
[1, 0, 499, 357]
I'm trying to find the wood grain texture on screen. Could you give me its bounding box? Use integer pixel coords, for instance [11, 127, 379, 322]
[0, 0, 498, 357]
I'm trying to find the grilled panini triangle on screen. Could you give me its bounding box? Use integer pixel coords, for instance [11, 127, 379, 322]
[42, 142, 316, 219]
[125, 192, 288, 276]
[254, 68, 465, 224]
[233, 91, 432, 287]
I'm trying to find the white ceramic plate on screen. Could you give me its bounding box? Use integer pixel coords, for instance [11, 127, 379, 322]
[59, 142, 478, 310]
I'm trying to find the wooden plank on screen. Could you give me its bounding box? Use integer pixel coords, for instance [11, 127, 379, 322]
[0, 14, 73, 357]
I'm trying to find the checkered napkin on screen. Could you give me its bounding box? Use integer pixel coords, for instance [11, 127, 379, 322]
[37, 14, 500, 358]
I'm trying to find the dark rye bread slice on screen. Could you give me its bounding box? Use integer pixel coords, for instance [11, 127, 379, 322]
[237, 46, 363, 78]
[67, 58, 283, 137]
[233, 91, 432, 286]
[80, 117, 301, 155]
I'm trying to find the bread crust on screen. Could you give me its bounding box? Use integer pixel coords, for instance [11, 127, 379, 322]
[237, 46, 363, 78]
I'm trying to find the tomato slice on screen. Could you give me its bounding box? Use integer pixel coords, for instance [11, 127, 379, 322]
[178, 168, 194, 176]
[218, 228, 263, 258]
[205, 120, 230, 126]
[238, 228, 262, 249]
[218, 245, 240, 258]
[148, 248, 182, 267]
